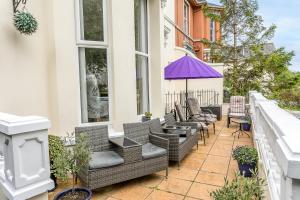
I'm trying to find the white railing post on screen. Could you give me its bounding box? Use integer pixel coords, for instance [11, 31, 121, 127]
[0, 113, 54, 200]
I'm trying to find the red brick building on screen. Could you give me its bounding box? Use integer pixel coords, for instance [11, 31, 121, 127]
[175, 0, 223, 62]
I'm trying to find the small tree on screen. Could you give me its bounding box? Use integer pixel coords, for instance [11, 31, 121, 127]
[52, 132, 91, 193]
[202, 0, 279, 95]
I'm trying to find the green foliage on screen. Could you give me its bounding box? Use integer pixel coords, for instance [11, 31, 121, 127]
[52, 132, 91, 190]
[233, 146, 258, 165]
[14, 11, 38, 35]
[210, 171, 265, 200]
[48, 135, 64, 167]
[202, 0, 298, 101]
[144, 112, 152, 118]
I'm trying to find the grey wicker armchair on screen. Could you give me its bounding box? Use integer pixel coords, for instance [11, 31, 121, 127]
[145, 118, 197, 167]
[123, 122, 169, 177]
[75, 124, 168, 190]
[186, 98, 217, 134]
[174, 102, 208, 144]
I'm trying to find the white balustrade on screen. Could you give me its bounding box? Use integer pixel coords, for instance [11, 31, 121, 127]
[0, 113, 53, 200]
[249, 91, 300, 200]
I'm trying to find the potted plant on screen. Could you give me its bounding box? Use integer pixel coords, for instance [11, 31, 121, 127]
[142, 112, 152, 122]
[48, 135, 64, 191]
[210, 171, 265, 200]
[52, 133, 92, 200]
[232, 146, 258, 177]
[242, 113, 252, 131]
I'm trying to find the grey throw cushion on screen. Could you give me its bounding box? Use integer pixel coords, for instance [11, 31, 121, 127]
[179, 137, 186, 144]
[89, 151, 124, 169]
[142, 143, 167, 160]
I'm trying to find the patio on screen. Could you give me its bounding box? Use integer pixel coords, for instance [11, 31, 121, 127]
[48, 117, 253, 200]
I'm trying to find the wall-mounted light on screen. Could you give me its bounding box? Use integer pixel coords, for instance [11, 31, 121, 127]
[13, 0, 27, 13]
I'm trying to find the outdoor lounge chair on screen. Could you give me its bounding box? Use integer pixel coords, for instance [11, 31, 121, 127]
[227, 96, 246, 128]
[186, 98, 217, 134]
[123, 122, 169, 176]
[145, 118, 197, 167]
[174, 102, 208, 143]
[75, 124, 168, 190]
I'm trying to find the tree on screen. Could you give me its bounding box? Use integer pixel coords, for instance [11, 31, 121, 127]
[202, 0, 281, 95]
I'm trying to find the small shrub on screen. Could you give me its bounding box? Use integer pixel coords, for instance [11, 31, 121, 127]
[48, 135, 64, 166]
[144, 112, 152, 118]
[233, 146, 258, 165]
[52, 132, 91, 192]
[210, 171, 265, 200]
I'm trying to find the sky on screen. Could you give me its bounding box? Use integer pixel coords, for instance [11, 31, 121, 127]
[209, 0, 300, 71]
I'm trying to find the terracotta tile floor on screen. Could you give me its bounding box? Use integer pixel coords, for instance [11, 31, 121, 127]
[48, 117, 253, 200]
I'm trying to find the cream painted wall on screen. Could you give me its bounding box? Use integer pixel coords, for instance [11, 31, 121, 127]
[149, 0, 165, 118]
[0, 0, 53, 123]
[0, 0, 220, 137]
[110, 0, 137, 131]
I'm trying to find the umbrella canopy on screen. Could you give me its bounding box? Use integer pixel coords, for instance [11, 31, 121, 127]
[164, 55, 223, 80]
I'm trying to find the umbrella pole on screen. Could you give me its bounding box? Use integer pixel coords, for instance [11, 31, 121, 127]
[185, 79, 188, 121]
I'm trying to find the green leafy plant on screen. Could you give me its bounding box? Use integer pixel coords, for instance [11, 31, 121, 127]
[233, 146, 258, 165]
[52, 132, 91, 192]
[144, 112, 152, 118]
[210, 171, 265, 200]
[14, 10, 38, 35]
[48, 135, 64, 164]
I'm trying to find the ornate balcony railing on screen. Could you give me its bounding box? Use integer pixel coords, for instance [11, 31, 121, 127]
[249, 91, 300, 200]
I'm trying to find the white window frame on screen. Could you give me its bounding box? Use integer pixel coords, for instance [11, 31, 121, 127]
[75, 0, 113, 125]
[210, 18, 216, 42]
[134, 0, 150, 116]
[75, 0, 108, 47]
[183, 1, 190, 35]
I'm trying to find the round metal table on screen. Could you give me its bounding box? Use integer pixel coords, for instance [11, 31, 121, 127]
[231, 118, 250, 138]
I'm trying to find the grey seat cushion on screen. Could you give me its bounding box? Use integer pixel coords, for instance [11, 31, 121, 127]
[197, 122, 208, 130]
[89, 151, 124, 169]
[179, 137, 186, 144]
[142, 143, 167, 160]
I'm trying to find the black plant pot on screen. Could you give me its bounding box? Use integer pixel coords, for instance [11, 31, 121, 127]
[242, 123, 251, 131]
[54, 187, 92, 200]
[142, 116, 151, 122]
[238, 162, 256, 177]
[48, 172, 57, 192]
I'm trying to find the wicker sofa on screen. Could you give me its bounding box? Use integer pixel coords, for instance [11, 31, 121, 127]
[75, 124, 168, 190]
[145, 117, 199, 167]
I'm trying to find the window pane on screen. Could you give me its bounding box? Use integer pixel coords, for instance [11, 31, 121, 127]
[210, 19, 215, 41]
[136, 55, 149, 115]
[81, 0, 104, 41]
[134, 0, 148, 53]
[184, 2, 189, 34]
[79, 48, 109, 122]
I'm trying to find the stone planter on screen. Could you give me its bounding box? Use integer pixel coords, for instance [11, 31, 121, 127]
[141, 116, 151, 122]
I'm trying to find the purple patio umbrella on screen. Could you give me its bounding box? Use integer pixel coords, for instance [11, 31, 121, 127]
[164, 55, 223, 118]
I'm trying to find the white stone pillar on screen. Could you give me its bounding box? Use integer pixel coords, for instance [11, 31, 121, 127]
[0, 113, 53, 200]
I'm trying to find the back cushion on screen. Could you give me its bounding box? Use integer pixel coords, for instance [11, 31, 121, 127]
[230, 96, 245, 113]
